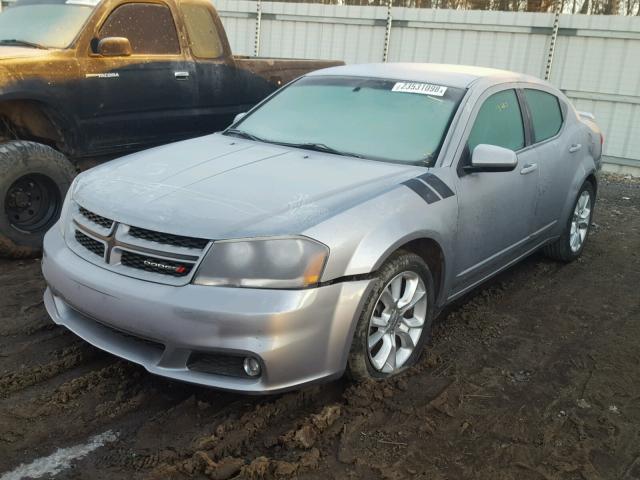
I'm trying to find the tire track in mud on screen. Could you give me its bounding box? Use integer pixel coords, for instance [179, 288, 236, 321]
[0, 354, 208, 474]
[76, 380, 350, 479]
[0, 343, 96, 397]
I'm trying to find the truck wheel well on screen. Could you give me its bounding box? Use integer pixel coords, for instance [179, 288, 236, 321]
[395, 238, 445, 303]
[0, 101, 68, 153]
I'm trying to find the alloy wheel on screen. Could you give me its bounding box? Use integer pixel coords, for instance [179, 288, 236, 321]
[570, 190, 591, 253]
[367, 271, 427, 373]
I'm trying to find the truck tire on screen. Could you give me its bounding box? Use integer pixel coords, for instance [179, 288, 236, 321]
[0, 141, 76, 258]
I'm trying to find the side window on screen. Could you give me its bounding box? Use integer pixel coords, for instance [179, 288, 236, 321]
[98, 3, 180, 55]
[524, 89, 563, 143]
[467, 89, 525, 153]
[181, 3, 223, 59]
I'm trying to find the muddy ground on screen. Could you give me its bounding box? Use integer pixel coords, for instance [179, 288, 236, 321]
[1, 174, 639, 480]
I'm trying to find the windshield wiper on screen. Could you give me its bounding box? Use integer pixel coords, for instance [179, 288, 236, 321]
[0, 39, 48, 50]
[223, 129, 265, 142]
[224, 130, 363, 159]
[271, 141, 364, 159]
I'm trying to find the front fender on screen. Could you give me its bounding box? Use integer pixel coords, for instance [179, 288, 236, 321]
[305, 184, 458, 305]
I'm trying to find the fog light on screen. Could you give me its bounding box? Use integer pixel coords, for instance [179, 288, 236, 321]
[243, 356, 261, 377]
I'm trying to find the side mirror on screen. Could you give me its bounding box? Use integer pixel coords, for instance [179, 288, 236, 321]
[97, 37, 132, 57]
[466, 144, 518, 173]
[233, 112, 247, 124]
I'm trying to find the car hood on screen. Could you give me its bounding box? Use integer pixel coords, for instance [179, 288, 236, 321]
[0, 46, 52, 60]
[74, 133, 420, 240]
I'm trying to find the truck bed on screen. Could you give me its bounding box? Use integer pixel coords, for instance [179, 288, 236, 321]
[234, 56, 343, 88]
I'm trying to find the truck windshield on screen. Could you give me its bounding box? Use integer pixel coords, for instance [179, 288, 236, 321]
[230, 76, 465, 165]
[0, 0, 97, 49]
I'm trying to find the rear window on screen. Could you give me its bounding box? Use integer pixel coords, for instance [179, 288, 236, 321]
[524, 89, 563, 143]
[181, 3, 223, 58]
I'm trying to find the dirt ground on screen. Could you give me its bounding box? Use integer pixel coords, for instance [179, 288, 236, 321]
[1, 174, 638, 480]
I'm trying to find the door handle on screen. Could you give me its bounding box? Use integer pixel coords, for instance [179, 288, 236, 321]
[569, 143, 582, 153]
[520, 163, 538, 175]
[174, 71, 190, 80]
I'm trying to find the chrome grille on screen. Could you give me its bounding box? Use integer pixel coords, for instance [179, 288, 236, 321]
[128, 226, 208, 250]
[79, 207, 113, 230]
[74, 230, 105, 258]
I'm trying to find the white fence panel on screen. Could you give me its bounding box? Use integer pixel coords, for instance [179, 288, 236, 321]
[552, 15, 640, 165]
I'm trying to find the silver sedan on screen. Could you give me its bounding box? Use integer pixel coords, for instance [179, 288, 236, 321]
[42, 63, 602, 393]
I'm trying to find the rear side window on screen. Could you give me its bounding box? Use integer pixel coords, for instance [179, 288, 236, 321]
[467, 89, 525, 153]
[524, 89, 563, 143]
[99, 3, 180, 55]
[181, 3, 223, 58]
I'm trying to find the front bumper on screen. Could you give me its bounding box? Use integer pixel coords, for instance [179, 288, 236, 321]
[42, 227, 372, 393]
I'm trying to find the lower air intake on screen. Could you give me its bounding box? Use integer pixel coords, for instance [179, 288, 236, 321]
[187, 352, 252, 378]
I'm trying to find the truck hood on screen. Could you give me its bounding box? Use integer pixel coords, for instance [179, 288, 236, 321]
[0, 46, 52, 60]
[74, 133, 419, 240]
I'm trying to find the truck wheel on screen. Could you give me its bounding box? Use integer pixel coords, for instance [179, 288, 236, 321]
[347, 251, 435, 381]
[543, 181, 595, 262]
[0, 141, 76, 258]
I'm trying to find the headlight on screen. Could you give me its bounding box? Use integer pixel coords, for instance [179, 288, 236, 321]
[192, 237, 329, 289]
[58, 178, 78, 239]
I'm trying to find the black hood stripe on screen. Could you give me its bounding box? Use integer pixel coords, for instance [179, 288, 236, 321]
[417, 173, 455, 199]
[403, 178, 440, 204]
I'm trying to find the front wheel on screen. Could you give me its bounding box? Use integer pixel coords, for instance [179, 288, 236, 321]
[544, 181, 595, 262]
[347, 251, 435, 381]
[0, 141, 76, 258]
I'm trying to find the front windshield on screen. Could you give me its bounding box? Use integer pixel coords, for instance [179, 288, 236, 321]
[232, 76, 465, 165]
[0, 0, 97, 49]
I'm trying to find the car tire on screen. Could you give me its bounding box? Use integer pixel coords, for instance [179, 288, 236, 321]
[543, 181, 595, 262]
[0, 141, 76, 259]
[347, 250, 435, 381]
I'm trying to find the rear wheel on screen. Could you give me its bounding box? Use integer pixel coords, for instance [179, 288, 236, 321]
[544, 181, 595, 262]
[348, 251, 435, 381]
[0, 141, 76, 258]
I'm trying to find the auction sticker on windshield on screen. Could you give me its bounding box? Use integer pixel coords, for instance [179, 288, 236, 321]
[392, 82, 448, 97]
[66, 0, 101, 6]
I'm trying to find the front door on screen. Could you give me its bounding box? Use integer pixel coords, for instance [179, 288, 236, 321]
[452, 88, 539, 294]
[78, 1, 196, 155]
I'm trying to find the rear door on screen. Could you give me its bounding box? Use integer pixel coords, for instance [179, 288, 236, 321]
[179, 1, 246, 133]
[78, 1, 196, 153]
[451, 87, 539, 294]
[521, 88, 574, 235]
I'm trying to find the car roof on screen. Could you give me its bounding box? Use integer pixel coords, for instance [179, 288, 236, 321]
[307, 63, 546, 89]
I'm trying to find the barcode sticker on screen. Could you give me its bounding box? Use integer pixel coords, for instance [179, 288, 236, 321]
[66, 0, 101, 6]
[392, 82, 448, 97]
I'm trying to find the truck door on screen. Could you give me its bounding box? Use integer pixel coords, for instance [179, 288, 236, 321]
[178, 1, 248, 134]
[78, 1, 196, 154]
